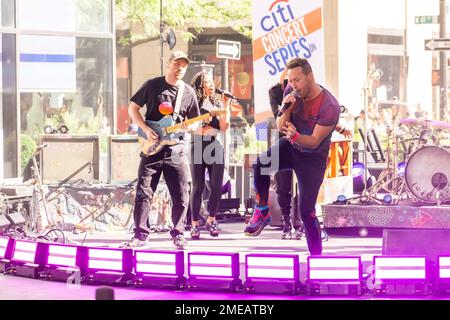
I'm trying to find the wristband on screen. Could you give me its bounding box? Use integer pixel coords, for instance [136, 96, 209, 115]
[290, 131, 300, 144]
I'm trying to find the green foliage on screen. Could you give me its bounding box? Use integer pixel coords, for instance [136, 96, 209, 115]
[115, 0, 252, 51]
[231, 125, 267, 164]
[20, 134, 37, 170]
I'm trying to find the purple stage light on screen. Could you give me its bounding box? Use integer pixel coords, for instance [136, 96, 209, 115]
[438, 256, 450, 280]
[83, 247, 134, 285]
[186, 252, 241, 292]
[373, 256, 428, 295]
[0, 236, 13, 260]
[0, 236, 13, 273]
[12, 240, 40, 264]
[134, 250, 185, 289]
[86, 247, 133, 273]
[374, 256, 426, 281]
[307, 256, 362, 281]
[188, 252, 239, 279]
[46, 243, 79, 268]
[306, 256, 362, 295]
[135, 250, 184, 276]
[246, 253, 299, 280]
[10, 240, 47, 278]
[245, 254, 301, 294]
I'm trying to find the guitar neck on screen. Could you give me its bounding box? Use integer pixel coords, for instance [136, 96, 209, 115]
[165, 113, 219, 134]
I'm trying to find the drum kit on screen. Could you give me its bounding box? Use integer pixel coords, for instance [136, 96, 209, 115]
[359, 100, 450, 206]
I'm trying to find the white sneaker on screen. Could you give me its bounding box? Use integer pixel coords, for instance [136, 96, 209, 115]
[173, 234, 187, 249]
[119, 237, 148, 248]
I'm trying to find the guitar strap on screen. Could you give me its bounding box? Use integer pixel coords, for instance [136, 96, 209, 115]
[173, 80, 185, 121]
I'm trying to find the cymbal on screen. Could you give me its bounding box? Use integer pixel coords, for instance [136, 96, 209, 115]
[377, 100, 411, 107]
[424, 119, 450, 130]
[399, 118, 450, 130]
[399, 118, 422, 126]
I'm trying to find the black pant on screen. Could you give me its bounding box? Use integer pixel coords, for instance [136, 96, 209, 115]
[253, 139, 327, 255]
[190, 135, 225, 222]
[133, 144, 190, 240]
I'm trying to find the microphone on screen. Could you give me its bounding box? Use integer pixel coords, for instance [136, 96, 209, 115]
[36, 143, 48, 152]
[215, 88, 237, 100]
[278, 91, 299, 116]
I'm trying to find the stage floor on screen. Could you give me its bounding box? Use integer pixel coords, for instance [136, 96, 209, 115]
[2, 222, 450, 300]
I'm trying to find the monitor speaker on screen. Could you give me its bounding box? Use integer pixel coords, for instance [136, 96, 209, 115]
[108, 135, 140, 184]
[383, 228, 450, 262]
[40, 134, 99, 184]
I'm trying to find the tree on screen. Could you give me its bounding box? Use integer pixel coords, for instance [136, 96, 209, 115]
[115, 0, 252, 54]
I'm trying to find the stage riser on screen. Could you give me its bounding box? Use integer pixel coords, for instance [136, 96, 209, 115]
[322, 204, 450, 229]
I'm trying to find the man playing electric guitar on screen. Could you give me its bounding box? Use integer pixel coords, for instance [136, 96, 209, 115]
[122, 51, 200, 249]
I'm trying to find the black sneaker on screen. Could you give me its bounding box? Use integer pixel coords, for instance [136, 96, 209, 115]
[190, 226, 200, 240]
[207, 221, 220, 237]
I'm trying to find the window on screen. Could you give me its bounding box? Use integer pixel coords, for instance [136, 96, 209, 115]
[76, 0, 111, 33]
[1, 0, 15, 27]
[1, 33, 17, 178]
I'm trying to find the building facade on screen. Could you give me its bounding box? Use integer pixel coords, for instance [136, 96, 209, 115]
[0, 0, 115, 180]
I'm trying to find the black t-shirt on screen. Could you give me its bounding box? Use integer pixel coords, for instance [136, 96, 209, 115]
[130, 76, 200, 123]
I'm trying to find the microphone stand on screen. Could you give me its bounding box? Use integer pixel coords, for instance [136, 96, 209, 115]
[361, 64, 376, 193]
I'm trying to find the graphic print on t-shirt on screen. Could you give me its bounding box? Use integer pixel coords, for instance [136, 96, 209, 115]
[159, 101, 173, 115]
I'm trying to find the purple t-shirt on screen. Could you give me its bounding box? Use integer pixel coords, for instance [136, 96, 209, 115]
[284, 83, 340, 157]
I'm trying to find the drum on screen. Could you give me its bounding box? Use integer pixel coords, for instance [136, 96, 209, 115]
[405, 146, 450, 203]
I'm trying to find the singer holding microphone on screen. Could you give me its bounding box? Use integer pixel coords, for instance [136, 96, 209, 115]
[245, 57, 340, 256]
[188, 71, 231, 239]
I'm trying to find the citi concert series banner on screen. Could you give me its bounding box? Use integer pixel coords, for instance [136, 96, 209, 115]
[252, 0, 324, 119]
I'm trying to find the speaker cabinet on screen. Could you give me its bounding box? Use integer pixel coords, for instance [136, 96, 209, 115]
[108, 135, 140, 184]
[40, 134, 99, 184]
[383, 228, 450, 262]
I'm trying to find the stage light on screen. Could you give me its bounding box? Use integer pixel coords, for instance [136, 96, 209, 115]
[398, 162, 406, 176]
[58, 125, 69, 134]
[39, 243, 83, 282]
[373, 256, 429, 295]
[358, 227, 368, 238]
[134, 250, 185, 289]
[383, 194, 393, 204]
[83, 247, 134, 285]
[10, 240, 46, 278]
[186, 252, 242, 292]
[44, 125, 58, 134]
[245, 253, 301, 294]
[352, 162, 365, 193]
[0, 236, 13, 273]
[306, 256, 362, 295]
[434, 256, 450, 294]
[336, 195, 347, 205]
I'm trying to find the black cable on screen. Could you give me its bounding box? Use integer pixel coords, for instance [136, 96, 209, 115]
[43, 228, 66, 244]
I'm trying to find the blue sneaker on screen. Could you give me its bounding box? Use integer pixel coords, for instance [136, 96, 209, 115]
[244, 206, 272, 236]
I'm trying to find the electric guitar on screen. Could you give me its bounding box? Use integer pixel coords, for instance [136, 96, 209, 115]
[137, 109, 226, 156]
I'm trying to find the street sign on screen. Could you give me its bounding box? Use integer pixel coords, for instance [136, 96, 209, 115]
[216, 39, 241, 60]
[424, 39, 450, 51]
[415, 15, 439, 24]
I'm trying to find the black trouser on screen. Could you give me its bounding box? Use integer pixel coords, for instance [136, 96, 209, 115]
[253, 139, 327, 255]
[133, 144, 190, 240]
[190, 135, 225, 222]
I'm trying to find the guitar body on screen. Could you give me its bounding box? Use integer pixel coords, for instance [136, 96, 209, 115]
[137, 116, 182, 156]
[137, 110, 226, 157]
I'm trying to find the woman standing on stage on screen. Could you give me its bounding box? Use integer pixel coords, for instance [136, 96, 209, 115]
[189, 71, 231, 239]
